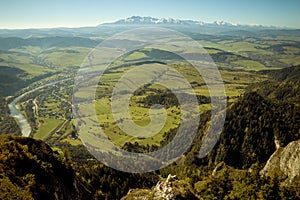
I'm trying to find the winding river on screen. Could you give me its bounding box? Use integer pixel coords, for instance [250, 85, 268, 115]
[8, 79, 71, 137]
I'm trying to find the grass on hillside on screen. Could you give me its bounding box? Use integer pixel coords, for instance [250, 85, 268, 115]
[9, 42, 280, 150]
[38, 47, 92, 69]
[34, 117, 63, 140]
[73, 51, 271, 148]
[280, 56, 300, 66]
[231, 60, 267, 71]
[124, 51, 148, 61]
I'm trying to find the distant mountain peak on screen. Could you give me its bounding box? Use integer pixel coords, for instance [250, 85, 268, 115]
[109, 16, 205, 25]
[103, 16, 279, 29]
[213, 20, 236, 26]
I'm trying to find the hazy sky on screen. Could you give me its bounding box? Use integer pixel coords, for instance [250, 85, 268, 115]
[0, 0, 299, 29]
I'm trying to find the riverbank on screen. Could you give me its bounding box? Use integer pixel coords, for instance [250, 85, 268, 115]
[8, 79, 71, 137]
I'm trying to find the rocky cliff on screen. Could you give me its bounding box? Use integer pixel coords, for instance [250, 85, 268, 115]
[260, 139, 300, 185]
[121, 174, 199, 200]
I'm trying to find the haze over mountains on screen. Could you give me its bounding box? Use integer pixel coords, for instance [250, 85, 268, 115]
[0, 16, 295, 38]
[107, 16, 278, 28]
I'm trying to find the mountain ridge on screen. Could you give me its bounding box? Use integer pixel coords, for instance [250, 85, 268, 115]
[104, 16, 281, 29]
[0, 16, 297, 38]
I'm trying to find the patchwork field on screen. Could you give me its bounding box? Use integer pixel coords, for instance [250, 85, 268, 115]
[1, 32, 299, 150]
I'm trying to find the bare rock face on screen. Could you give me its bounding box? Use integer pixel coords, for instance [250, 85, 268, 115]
[153, 174, 179, 200]
[122, 174, 199, 200]
[260, 139, 300, 184]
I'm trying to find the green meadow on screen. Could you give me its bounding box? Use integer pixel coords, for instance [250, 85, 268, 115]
[2, 34, 299, 149]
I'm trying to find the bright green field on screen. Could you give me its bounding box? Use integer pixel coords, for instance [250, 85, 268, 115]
[4, 36, 295, 149]
[280, 56, 300, 66]
[39, 47, 92, 69]
[197, 40, 270, 54]
[0, 53, 54, 79]
[94, 97, 181, 147]
[232, 60, 268, 71]
[73, 49, 271, 148]
[124, 51, 148, 61]
[34, 117, 63, 140]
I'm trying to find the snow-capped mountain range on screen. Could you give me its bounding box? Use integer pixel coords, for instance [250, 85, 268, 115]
[113, 16, 205, 25]
[106, 16, 277, 28]
[0, 16, 285, 38]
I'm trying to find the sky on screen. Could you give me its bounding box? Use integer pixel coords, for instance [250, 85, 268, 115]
[0, 0, 300, 29]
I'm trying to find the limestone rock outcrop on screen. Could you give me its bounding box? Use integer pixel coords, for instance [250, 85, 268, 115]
[260, 139, 300, 184]
[122, 174, 199, 200]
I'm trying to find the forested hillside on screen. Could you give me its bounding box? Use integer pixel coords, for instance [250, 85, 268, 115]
[184, 66, 300, 169]
[0, 135, 92, 200]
